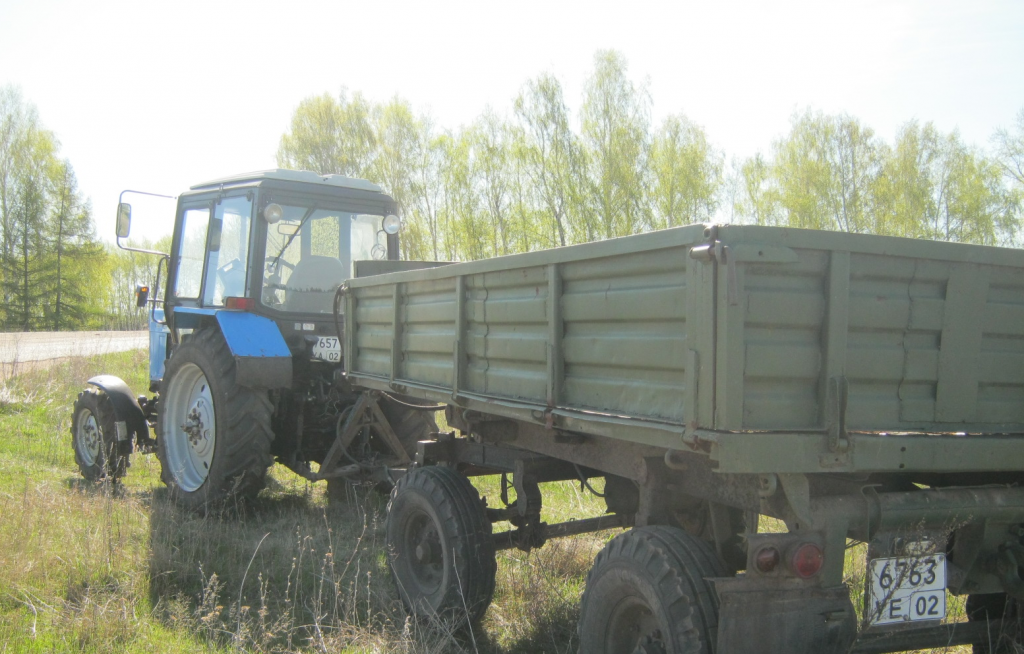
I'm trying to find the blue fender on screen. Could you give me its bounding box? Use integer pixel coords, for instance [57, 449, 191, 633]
[172, 307, 293, 389]
[87, 375, 149, 450]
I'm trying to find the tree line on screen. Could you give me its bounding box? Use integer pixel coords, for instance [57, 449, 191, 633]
[279, 50, 1024, 261]
[2, 51, 1023, 332]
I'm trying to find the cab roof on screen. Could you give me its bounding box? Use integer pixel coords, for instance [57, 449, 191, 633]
[190, 169, 382, 193]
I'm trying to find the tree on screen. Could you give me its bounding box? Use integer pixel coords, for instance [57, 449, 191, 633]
[43, 160, 105, 330]
[993, 108, 1024, 244]
[277, 91, 375, 176]
[513, 74, 586, 248]
[580, 51, 651, 239]
[0, 86, 107, 331]
[993, 108, 1024, 188]
[871, 121, 942, 239]
[737, 151, 792, 228]
[468, 110, 513, 256]
[407, 119, 445, 261]
[768, 111, 882, 233]
[369, 97, 422, 216]
[650, 114, 723, 228]
[3, 121, 57, 330]
[928, 131, 1013, 245]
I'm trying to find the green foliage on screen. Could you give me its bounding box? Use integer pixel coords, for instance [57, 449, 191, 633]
[102, 235, 171, 331]
[0, 86, 109, 332]
[277, 91, 376, 178]
[581, 50, 651, 239]
[651, 114, 724, 228]
[736, 110, 1021, 245]
[277, 53, 723, 262]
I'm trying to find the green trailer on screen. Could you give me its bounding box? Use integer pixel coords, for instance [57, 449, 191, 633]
[342, 223, 1024, 653]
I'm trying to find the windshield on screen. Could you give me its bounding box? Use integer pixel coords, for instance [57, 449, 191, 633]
[261, 204, 386, 314]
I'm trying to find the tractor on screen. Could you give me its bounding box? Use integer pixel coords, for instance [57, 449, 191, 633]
[70, 169, 439, 507]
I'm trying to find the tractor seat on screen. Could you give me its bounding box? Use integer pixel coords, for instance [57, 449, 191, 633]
[283, 255, 347, 314]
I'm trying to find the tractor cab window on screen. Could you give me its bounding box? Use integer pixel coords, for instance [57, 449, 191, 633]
[261, 205, 385, 314]
[174, 206, 211, 299]
[203, 196, 252, 306]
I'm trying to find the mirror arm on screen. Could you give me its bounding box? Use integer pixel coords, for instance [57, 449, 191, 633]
[116, 189, 175, 256]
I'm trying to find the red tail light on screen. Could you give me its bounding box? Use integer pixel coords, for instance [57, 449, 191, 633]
[224, 296, 254, 311]
[790, 543, 824, 578]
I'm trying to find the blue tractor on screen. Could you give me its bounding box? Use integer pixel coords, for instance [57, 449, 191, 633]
[70, 170, 438, 507]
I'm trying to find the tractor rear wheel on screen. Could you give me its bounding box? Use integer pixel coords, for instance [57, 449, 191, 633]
[157, 329, 273, 508]
[71, 388, 129, 482]
[578, 526, 726, 654]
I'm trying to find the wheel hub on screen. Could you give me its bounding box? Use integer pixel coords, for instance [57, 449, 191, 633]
[415, 537, 439, 565]
[77, 412, 101, 465]
[609, 596, 663, 653]
[182, 397, 212, 449]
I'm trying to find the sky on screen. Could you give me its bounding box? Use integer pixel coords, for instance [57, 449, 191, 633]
[1, 0, 1022, 241]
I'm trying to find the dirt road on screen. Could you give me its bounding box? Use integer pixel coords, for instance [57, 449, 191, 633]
[0, 331, 147, 367]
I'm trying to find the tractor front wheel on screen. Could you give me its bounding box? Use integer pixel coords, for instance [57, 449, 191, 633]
[71, 388, 129, 482]
[157, 329, 273, 508]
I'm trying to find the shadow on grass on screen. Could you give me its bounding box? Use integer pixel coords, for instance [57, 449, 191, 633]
[64, 476, 127, 497]
[138, 478, 591, 653]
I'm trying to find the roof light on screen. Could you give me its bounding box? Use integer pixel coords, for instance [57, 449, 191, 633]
[263, 203, 283, 224]
[383, 214, 401, 234]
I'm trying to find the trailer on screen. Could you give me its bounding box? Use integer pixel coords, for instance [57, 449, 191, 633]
[342, 222, 1024, 653]
[73, 169, 1024, 653]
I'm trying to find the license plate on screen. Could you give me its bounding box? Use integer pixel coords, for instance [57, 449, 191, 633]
[312, 336, 341, 362]
[867, 554, 946, 626]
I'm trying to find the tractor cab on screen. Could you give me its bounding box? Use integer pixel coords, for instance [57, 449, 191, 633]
[117, 169, 402, 389]
[161, 169, 400, 366]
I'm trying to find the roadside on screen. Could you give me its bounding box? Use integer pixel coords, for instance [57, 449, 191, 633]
[0, 330, 147, 379]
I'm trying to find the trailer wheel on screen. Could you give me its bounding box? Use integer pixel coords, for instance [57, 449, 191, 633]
[968, 593, 1021, 653]
[157, 328, 273, 508]
[578, 526, 726, 654]
[386, 465, 496, 623]
[71, 388, 128, 481]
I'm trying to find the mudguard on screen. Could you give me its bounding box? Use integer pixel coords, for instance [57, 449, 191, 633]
[87, 375, 150, 449]
[172, 307, 293, 389]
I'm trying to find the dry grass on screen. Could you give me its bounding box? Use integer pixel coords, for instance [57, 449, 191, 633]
[0, 347, 1009, 653]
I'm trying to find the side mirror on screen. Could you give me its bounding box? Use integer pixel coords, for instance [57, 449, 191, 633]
[116, 203, 132, 238]
[135, 284, 150, 308]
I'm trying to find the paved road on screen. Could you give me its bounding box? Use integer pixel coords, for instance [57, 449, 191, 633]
[0, 331, 147, 363]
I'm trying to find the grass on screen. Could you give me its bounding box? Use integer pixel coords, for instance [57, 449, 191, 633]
[0, 348, 986, 653]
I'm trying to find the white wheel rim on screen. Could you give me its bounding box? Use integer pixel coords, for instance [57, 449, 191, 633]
[164, 362, 216, 492]
[76, 410, 101, 466]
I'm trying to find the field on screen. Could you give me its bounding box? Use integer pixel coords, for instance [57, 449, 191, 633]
[0, 349, 977, 653]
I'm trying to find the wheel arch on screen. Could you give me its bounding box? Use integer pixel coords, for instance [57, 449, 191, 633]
[171, 307, 292, 389]
[87, 375, 147, 448]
